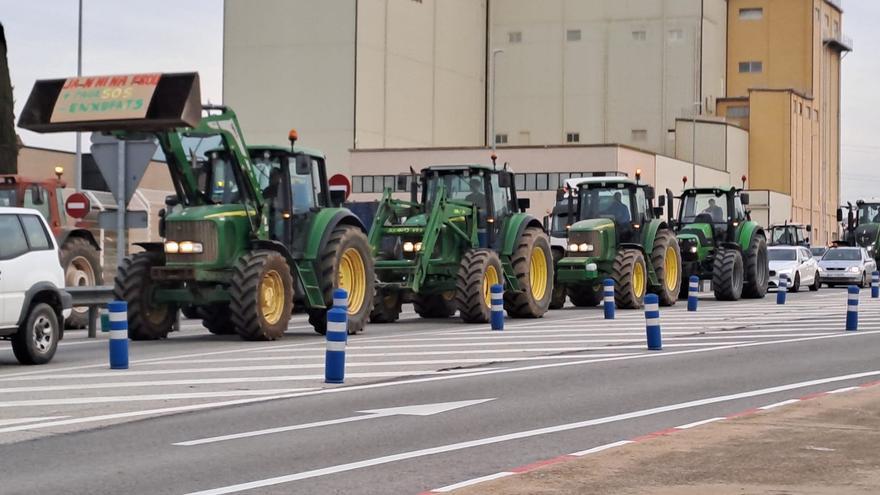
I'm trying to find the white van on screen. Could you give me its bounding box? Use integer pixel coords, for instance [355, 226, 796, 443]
[0, 207, 71, 364]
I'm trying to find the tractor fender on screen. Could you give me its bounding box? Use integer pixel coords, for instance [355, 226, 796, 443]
[57, 228, 100, 252]
[250, 239, 296, 266]
[719, 241, 742, 251]
[640, 220, 669, 249]
[303, 208, 367, 262]
[499, 213, 544, 256]
[134, 242, 165, 254]
[618, 242, 647, 255]
[737, 222, 763, 250]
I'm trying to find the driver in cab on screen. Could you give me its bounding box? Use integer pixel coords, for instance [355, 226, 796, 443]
[465, 177, 487, 211]
[603, 192, 631, 225]
[702, 198, 724, 223]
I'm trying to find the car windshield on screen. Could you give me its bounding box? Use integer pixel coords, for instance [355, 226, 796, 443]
[857, 203, 880, 224]
[424, 171, 487, 209]
[0, 188, 17, 207]
[823, 249, 861, 261]
[811, 247, 827, 256]
[769, 249, 797, 261]
[680, 192, 727, 223]
[577, 185, 634, 224]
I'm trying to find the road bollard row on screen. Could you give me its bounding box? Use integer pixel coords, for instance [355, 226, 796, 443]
[491, 284, 504, 331]
[108, 300, 129, 370]
[777, 274, 788, 305]
[644, 293, 662, 351]
[687, 275, 699, 312]
[603, 279, 615, 320]
[846, 285, 859, 332]
[325, 288, 349, 384]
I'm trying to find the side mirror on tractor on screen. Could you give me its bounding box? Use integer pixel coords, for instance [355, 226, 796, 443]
[806, 224, 812, 232]
[517, 197, 530, 212]
[644, 186, 655, 200]
[740, 193, 750, 206]
[396, 174, 409, 191]
[653, 206, 664, 217]
[329, 189, 346, 207]
[498, 171, 512, 188]
[543, 215, 550, 231]
[837, 208, 844, 222]
[294, 154, 311, 175]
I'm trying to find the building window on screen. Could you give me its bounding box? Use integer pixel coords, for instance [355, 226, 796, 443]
[726, 106, 750, 118]
[566, 29, 581, 42]
[738, 61, 763, 73]
[814, 109, 819, 120]
[631, 129, 647, 141]
[632, 30, 646, 41]
[668, 29, 683, 42]
[739, 8, 763, 20]
[508, 31, 522, 43]
[566, 132, 580, 143]
[495, 133, 508, 144]
[514, 173, 525, 191]
[833, 20, 839, 36]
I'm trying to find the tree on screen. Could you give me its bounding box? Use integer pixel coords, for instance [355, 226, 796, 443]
[0, 22, 18, 174]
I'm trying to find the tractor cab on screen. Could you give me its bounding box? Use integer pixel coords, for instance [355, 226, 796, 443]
[0, 174, 68, 233]
[767, 223, 810, 247]
[839, 200, 880, 260]
[676, 187, 749, 248]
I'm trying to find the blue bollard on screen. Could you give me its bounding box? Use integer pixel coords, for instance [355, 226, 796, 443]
[777, 274, 788, 304]
[325, 289, 348, 383]
[687, 275, 699, 312]
[108, 301, 129, 370]
[846, 285, 859, 331]
[644, 294, 662, 350]
[491, 284, 504, 331]
[872, 271, 879, 299]
[603, 279, 615, 320]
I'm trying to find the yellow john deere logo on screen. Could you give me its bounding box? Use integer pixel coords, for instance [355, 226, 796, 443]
[385, 226, 425, 235]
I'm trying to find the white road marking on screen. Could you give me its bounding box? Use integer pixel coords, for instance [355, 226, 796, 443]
[0, 368, 494, 382]
[569, 439, 634, 456]
[828, 386, 860, 394]
[0, 380, 320, 394]
[0, 416, 70, 427]
[0, 389, 316, 407]
[183, 369, 880, 495]
[175, 398, 494, 446]
[137, 353, 639, 366]
[674, 417, 725, 429]
[759, 399, 802, 410]
[431, 472, 515, 492]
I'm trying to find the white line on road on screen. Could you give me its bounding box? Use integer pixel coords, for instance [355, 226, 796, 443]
[569, 440, 634, 456]
[0, 416, 70, 427]
[0, 389, 317, 407]
[0, 368, 495, 382]
[431, 472, 515, 492]
[828, 386, 861, 394]
[674, 417, 725, 429]
[183, 370, 880, 495]
[758, 399, 802, 410]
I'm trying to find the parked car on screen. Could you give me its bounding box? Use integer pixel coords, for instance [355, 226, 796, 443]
[810, 246, 828, 260]
[818, 246, 878, 288]
[769, 246, 820, 292]
[0, 207, 72, 364]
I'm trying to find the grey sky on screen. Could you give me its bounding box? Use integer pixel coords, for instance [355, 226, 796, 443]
[0, 0, 875, 202]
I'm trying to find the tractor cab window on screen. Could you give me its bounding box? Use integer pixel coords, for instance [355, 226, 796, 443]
[23, 185, 51, 221]
[578, 184, 633, 226]
[201, 155, 242, 204]
[858, 204, 880, 224]
[425, 171, 488, 212]
[0, 188, 16, 207]
[770, 227, 803, 245]
[489, 173, 511, 220]
[733, 196, 747, 221]
[634, 187, 648, 223]
[680, 193, 728, 224]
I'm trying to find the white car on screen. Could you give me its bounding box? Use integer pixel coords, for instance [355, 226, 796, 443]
[0, 207, 72, 364]
[768, 245, 820, 292]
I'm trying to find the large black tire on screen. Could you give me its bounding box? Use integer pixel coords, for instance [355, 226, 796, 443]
[230, 250, 294, 341]
[650, 229, 682, 306]
[613, 249, 648, 309]
[455, 248, 503, 323]
[370, 287, 402, 323]
[413, 292, 457, 319]
[790, 273, 801, 293]
[549, 249, 567, 309]
[11, 303, 59, 365]
[712, 249, 744, 301]
[742, 233, 769, 298]
[567, 285, 603, 307]
[504, 227, 553, 318]
[60, 236, 103, 329]
[308, 226, 375, 335]
[200, 304, 236, 335]
[114, 251, 176, 340]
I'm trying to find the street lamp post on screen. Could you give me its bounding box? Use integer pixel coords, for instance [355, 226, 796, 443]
[692, 100, 701, 187]
[490, 48, 504, 151]
[75, 0, 83, 190]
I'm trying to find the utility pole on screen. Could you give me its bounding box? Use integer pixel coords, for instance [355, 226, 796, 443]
[75, 0, 83, 190]
[692, 101, 700, 187]
[490, 48, 504, 151]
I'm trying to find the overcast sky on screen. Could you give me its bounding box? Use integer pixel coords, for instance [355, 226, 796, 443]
[1, 0, 876, 202]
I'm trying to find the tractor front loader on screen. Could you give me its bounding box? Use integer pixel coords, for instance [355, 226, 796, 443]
[368, 163, 553, 324]
[19, 72, 374, 341]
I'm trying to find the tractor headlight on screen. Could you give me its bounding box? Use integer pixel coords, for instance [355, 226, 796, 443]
[689, 246, 698, 254]
[403, 242, 415, 252]
[414, 242, 423, 252]
[164, 241, 180, 254]
[848, 266, 861, 273]
[568, 243, 579, 252]
[579, 243, 593, 252]
[179, 241, 204, 254]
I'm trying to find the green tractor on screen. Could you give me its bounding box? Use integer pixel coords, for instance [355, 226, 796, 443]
[19, 72, 374, 340]
[368, 162, 553, 323]
[838, 200, 880, 264]
[674, 187, 769, 300]
[554, 172, 681, 309]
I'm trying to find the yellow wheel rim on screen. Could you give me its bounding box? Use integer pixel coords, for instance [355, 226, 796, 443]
[665, 246, 679, 291]
[529, 246, 548, 301]
[482, 265, 500, 307]
[260, 270, 285, 325]
[339, 248, 366, 315]
[633, 261, 646, 298]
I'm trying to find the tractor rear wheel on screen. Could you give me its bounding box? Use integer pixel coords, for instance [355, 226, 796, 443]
[370, 287, 402, 323]
[60, 237, 103, 329]
[455, 248, 503, 323]
[567, 285, 603, 307]
[549, 250, 566, 309]
[413, 292, 457, 319]
[308, 226, 375, 335]
[200, 304, 236, 335]
[742, 233, 769, 298]
[504, 227, 553, 318]
[712, 249, 744, 301]
[613, 249, 648, 309]
[650, 229, 681, 306]
[230, 250, 294, 341]
[114, 251, 176, 340]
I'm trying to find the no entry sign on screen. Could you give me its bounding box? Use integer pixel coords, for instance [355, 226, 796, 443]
[65, 192, 91, 219]
[329, 174, 352, 201]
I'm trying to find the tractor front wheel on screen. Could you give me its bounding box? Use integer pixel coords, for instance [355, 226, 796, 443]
[549, 250, 566, 309]
[230, 250, 294, 341]
[413, 292, 457, 319]
[504, 227, 553, 318]
[114, 251, 176, 340]
[712, 249, 744, 301]
[742, 233, 769, 298]
[60, 237, 103, 329]
[308, 226, 375, 335]
[201, 304, 237, 335]
[370, 287, 402, 323]
[567, 285, 603, 307]
[613, 249, 648, 309]
[650, 229, 681, 306]
[455, 249, 503, 323]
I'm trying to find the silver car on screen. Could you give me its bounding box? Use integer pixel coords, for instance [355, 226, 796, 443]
[769, 246, 820, 292]
[818, 247, 878, 288]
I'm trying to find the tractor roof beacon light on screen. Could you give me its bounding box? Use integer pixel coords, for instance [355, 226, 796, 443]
[491, 153, 498, 170]
[54, 166, 64, 180]
[635, 169, 642, 184]
[682, 176, 688, 190]
[741, 175, 748, 190]
[288, 129, 298, 150]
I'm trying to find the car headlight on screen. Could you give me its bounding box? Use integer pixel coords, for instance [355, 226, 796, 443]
[178, 241, 204, 254]
[848, 266, 861, 273]
[414, 242, 423, 252]
[403, 242, 414, 252]
[164, 241, 179, 254]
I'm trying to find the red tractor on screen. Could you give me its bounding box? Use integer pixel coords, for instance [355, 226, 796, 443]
[0, 172, 102, 328]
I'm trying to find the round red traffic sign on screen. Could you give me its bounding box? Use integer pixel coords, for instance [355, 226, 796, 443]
[328, 173, 352, 200]
[65, 192, 91, 219]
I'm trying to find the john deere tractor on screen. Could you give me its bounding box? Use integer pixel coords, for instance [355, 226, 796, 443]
[554, 172, 681, 309]
[368, 163, 553, 323]
[838, 200, 880, 264]
[674, 187, 769, 300]
[19, 72, 374, 340]
[768, 222, 811, 247]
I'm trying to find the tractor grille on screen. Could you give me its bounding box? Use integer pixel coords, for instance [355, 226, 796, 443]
[165, 221, 219, 263]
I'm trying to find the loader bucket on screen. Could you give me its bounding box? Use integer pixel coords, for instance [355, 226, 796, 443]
[18, 72, 201, 133]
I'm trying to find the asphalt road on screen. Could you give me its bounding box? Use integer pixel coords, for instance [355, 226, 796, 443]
[1, 287, 879, 494]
